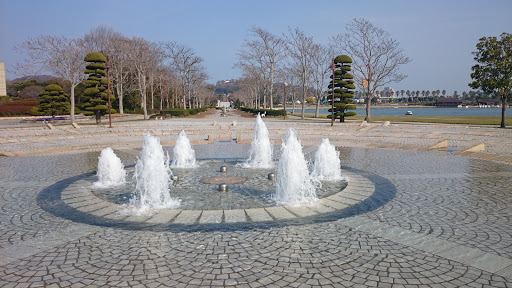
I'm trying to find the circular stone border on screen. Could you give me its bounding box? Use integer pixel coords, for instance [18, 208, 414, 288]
[59, 169, 375, 225]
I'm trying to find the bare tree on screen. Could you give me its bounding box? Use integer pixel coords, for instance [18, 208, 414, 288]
[284, 27, 315, 119]
[126, 37, 158, 119]
[236, 37, 269, 108]
[331, 18, 411, 121]
[310, 43, 335, 117]
[162, 42, 204, 110]
[14, 36, 87, 124]
[249, 27, 284, 109]
[109, 36, 132, 114]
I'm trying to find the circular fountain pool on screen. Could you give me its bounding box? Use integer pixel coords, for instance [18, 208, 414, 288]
[91, 160, 348, 210]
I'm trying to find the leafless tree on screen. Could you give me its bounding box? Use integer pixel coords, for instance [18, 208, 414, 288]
[162, 42, 204, 110]
[248, 27, 284, 109]
[277, 64, 301, 115]
[186, 62, 208, 108]
[14, 36, 87, 124]
[236, 37, 269, 108]
[331, 18, 411, 121]
[19, 85, 43, 99]
[283, 27, 315, 119]
[310, 43, 335, 117]
[109, 36, 133, 114]
[126, 37, 157, 119]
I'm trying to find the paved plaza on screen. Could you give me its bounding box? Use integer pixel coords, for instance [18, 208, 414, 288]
[1, 109, 512, 287]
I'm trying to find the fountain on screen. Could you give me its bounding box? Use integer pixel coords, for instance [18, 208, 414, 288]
[93, 147, 126, 189]
[274, 128, 318, 205]
[171, 130, 197, 168]
[311, 138, 345, 181]
[129, 133, 181, 210]
[241, 113, 273, 168]
[90, 118, 348, 212]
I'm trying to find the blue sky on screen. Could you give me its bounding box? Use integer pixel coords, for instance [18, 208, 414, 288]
[1, 0, 510, 94]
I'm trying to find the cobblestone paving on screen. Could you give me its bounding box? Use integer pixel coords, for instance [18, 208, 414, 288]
[1, 112, 512, 287]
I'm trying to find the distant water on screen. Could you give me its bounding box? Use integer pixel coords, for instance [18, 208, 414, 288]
[288, 107, 503, 117]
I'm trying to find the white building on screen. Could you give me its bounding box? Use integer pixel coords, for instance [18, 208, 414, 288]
[0, 62, 6, 96]
[379, 87, 396, 102]
[217, 100, 231, 108]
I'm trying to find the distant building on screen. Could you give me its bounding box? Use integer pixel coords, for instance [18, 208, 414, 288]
[0, 62, 6, 96]
[477, 99, 500, 106]
[217, 100, 231, 108]
[436, 97, 462, 107]
[379, 87, 396, 102]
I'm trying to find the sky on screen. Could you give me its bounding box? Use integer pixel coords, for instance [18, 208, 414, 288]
[1, 0, 511, 94]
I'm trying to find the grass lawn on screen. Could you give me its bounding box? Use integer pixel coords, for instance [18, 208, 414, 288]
[289, 113, 512, 126]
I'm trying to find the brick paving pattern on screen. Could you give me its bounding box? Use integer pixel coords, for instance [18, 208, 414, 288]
[1, 110, 511, 287]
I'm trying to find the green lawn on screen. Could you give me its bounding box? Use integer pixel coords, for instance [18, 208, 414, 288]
[289, 113, 512, 126]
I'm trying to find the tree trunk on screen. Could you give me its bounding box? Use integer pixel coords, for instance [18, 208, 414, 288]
[292, 92, 296, 115]
[138, 72, 148, 120]
[188, 88, 192, 109]
[269, 63, 274, 110]
[301, 82, 306, 120]
[150, 76, 154, 111]
[365, 98, 371, 122]
[263, 86, 267, 109]
[314, 92, 320, 118]
[117, 78, 124, 115]
[70, 83, 76, 124]
[365, 87, 371, 122]
[501, 96, 507, 128]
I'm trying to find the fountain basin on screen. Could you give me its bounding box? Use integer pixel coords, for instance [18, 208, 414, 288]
[62, 168, 374, 226]
[91, 160, 347, 210]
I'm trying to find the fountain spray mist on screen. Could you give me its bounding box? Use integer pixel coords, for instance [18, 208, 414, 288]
[93, 147, 126, 189]
[130, 133, 181, 210]
[311, 138, 345, 181]
[242, 113, 273, 168]
[274, 128, 318, 205]
[171, 130, 197, 168]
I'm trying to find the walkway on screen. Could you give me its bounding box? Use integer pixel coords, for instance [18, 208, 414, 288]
[0, 110, 511, 287]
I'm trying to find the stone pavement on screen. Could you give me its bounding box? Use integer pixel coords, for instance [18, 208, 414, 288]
[0, 109, 511, 287]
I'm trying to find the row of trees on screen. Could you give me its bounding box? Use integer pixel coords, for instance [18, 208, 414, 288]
[14, 26, 213, 124]
[233, 18, 411, 122]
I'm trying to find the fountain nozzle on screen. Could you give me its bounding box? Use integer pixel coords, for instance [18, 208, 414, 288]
[219, 183, 228, 192]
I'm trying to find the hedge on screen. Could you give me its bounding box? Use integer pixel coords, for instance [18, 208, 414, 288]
[160, 106, 210, 117]
[240, 107, 286, 117]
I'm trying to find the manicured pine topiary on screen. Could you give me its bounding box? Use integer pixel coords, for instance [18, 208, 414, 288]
[83, 52, 116, 123]
[327, 55, 357, 122]
[37, 84, 71, 118]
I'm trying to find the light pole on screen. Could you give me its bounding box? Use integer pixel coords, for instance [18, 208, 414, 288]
[282, 82, 288, 119]
[330, 60, 336, 127]
[106, 56, 112, 128]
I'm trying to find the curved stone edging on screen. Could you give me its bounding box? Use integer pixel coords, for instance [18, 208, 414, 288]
[60, 170, 374, 225]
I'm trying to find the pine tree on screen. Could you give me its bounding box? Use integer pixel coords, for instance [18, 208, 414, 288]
[37, 84, 71, 117]
[83, 52, 115, 123]
[327, 55, 356, 122]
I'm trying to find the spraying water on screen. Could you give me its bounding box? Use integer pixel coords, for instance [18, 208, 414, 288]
[242, 113, 273, 168]
[274, 128, 318, 205]
[171, 130, 197, 168]
[129, 133, 181, 210]
[93, 147, 126, 189]
[311, 138, 345, 181]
